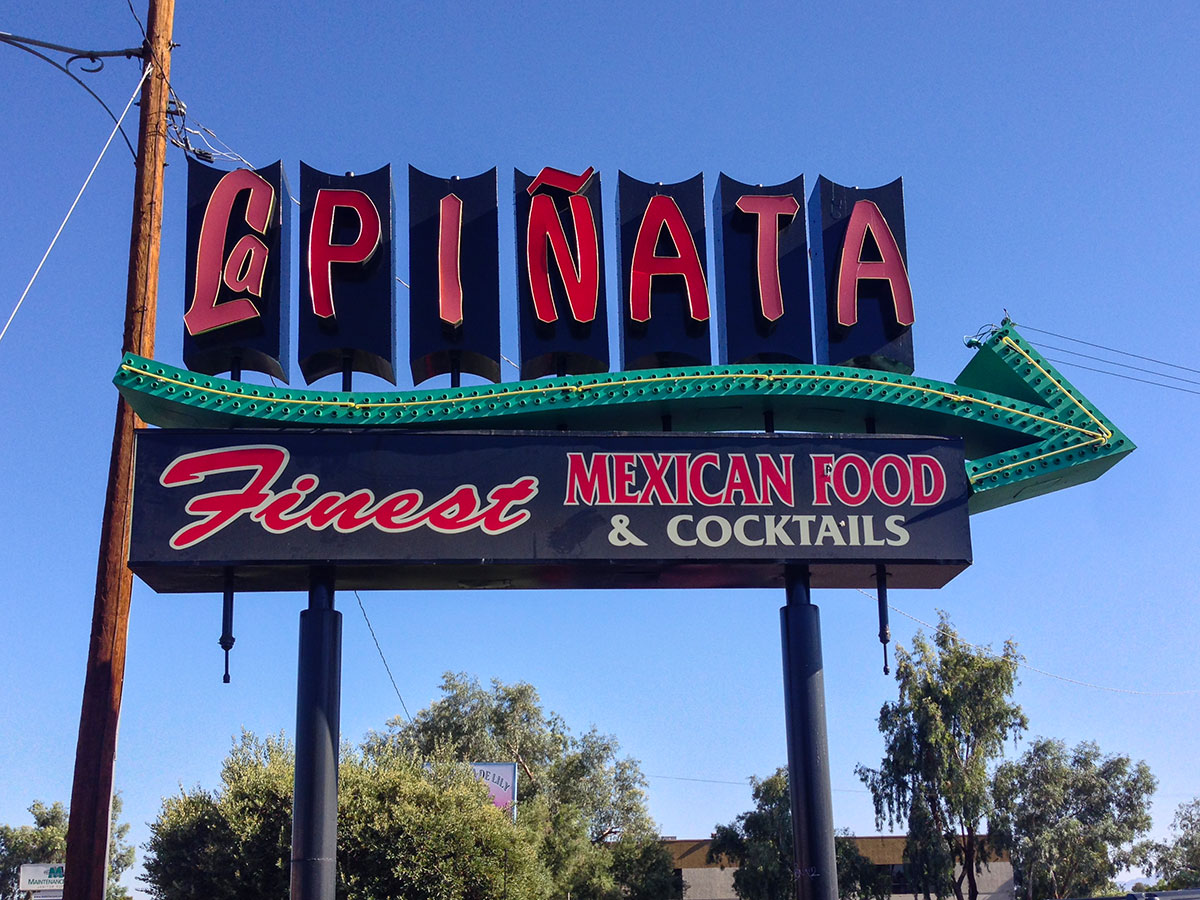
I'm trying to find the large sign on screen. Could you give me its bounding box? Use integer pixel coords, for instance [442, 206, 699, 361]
[129, 430, 971, 592]
[184, 161, 915, 384]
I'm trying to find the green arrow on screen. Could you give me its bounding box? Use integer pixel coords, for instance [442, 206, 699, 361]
[114, 321, 1131, 513]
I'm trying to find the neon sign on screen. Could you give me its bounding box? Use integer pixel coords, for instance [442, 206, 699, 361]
[182, 161, 915, 386]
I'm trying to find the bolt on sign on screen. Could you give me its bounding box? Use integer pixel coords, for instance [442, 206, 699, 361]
[181, 161, 916, 386]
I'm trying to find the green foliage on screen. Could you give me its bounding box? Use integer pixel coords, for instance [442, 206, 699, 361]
[368, 672, 672, 899]
[708, 768, 795, 900]
[992, 738, 1156, 900]
[144, 732, 549, 900]
[369, 672, 655, 843]
[0, 796, 133, 900]
[992, 737, 1156, 900]
[856, 612, 1026, 900]
[1142, 797, 1200, 890]
[609, 837, 684, 900]
[836, 830, 893, 900]
[106, 796, 136, 900]
[142, 732, 294, 900]
[708, 769, 892, 900]
[338, 751, 551, 900]
[0, 802, 67, 900]
[146, 675, 674, 900]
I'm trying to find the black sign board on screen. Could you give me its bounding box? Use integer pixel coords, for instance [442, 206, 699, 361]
[617, 172, 711, 370]
[408, 166, 502, 384]
[297, 163, 396, 384]
[130, 430, 971, 593]
[183, 158, 291, 381]
[714, 173, 812, 366]
[514, 166, 609, 379]
[809, 175, 914, 374]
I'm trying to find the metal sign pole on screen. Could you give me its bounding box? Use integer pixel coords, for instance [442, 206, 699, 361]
[291, 569, 342, 900]
[780, 565, 838, 900]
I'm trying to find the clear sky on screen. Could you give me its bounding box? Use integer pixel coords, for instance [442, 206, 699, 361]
[2, 2, 1198, 897]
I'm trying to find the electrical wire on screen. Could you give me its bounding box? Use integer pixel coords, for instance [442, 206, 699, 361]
[860, 592, 1200, 697]
[647, 774, 749, 786]
[1030, 342, 1200, 388]
[1000, 320, 1200, 398]
[353, 590, 413, 721]
[1014, 321, 1200, 377]
[115, 0, 261, 201]
[0, 62, 152, 347]
[652, 777, 868, 796]
[0, 32, 141, 159]
[1044, 358, 1200, 397]
[124, 0, 148, 41]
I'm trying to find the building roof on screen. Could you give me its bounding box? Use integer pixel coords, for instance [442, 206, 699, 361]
[661, 835, 1008, 870]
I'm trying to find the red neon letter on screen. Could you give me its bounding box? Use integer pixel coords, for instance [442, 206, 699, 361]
[910, 455, 946, 506]
[811, 454, 835, 506]
[307, 188, 382, 319]
[735, 194, 799, 321]
[836, 200, 914, 328]
[629, 195, 709, 323]
[160, 445, 289, 549]
[438, 193, 464, 326]
[527, 193, 600, 323]
[564, 453, 613, 505]
[185, 169, 276, 335]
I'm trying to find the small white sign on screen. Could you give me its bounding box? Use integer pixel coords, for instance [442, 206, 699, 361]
[469, 762, 518, 817]
[19, 863, 65, 891]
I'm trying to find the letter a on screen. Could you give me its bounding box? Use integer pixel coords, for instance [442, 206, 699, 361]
[836, 200, 914, 328]
[629, 195, 709, 323]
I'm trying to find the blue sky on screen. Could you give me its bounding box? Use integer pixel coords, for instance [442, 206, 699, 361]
[2, 1, 1198, 896]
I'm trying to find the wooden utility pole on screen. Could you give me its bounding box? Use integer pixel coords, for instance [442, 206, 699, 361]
[63, 1, 174, 898]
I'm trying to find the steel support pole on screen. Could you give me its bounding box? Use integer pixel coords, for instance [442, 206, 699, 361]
[291, 570, 342, 900]
[780, 566, 838, 900]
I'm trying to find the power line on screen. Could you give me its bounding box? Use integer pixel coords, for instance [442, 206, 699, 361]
[1045, 358, 1200, 397]
[646, 773, 870, 793]
[1014, 321, 1200, 377]
[1030, 341, 1200, 388]
[0, 31, 141, 159]
[994, 320, 1200, 397]
[353, 590, 412, 722]
[0, 63, 152, 346]
[647, 774, 749, 786]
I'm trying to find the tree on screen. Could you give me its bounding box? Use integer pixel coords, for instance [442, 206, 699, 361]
[368, 672, 674, 899]
[143, 732, 293, 900]
[370, 672, 655, 842]
[143, 731, 550, 900]
[0, 796, 134, 900]
[836, 830, 893, 900]
[708, 768, 890, 900]
[991, 738, 1156, 900]
[146, 676, 676, 900]
[855, 612, 1026, 900]
[609, 837, 685, 900]
[709, 769, 794, 900]
[1143, 797, 1200, 890]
